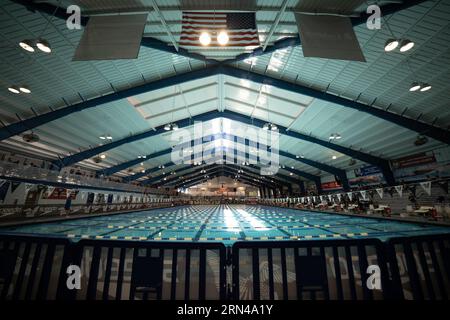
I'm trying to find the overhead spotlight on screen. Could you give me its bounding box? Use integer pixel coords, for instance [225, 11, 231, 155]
[399, 39, 414, 52]
[296, 155, 300, 159]
[164, 123, 178, 131]
[199, 32, 211, 46]
[99, 136, 106, 140]
[263, 122, 277, 131]
[409, 82, 421, 92]
[384, 39, 399, 52]
[141, 169, 146, 173]
[36, 38, 51, 53]
[106, 135, 112, 140]
[19, 86, 31, 94]
[332, 155, 337, 160]
[329, 133, 342, 140]
[289, 172, 293, 176]
[420, 84, 432, 92]
[300, 155, 305, 158]
[217, 31, 229, 45]
[19, 39, 35, 52]
[100, 154, 106, 159]
[7, 86, 20, 94]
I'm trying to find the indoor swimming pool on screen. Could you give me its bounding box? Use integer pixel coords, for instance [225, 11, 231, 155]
[1, 205, 449, 245]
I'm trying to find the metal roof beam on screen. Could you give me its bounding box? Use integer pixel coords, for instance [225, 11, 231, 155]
[170, 167, 274, 189]
[220, 67, 450, 147]
[225, 0, 429, 63]
[130, 133, 332, 185]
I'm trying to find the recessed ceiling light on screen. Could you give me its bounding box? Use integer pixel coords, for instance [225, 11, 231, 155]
[19, 86, 31, 94]
[7, 86, 20, 94]
[199, 32, 211, 46]
[419, 84, 431, 92]
[36, 38, 51, 53]
[409, 82, 421, 92]
[19, 39, 35, 52]
[399, 39, 414, 52]
[384, 39, 399, 52]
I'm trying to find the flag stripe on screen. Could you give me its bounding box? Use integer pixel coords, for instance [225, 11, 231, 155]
[180, 36, 259, 41]
[180, 11, 259, 48]
[181, 30, 259, 36]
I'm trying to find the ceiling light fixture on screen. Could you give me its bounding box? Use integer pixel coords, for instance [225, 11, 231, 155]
[217, 30, 229, 45]
[399, 39, 414, 52]
[199, 32, 211, 46]
[409, 82, 421, 92]
[36, 38, 51, 53]
[262, 122, 277, 131]
[164, 123, 178, 131]
[7, 86, 20, 94]
[329, 133, 342, 140]
[19, 86, 31, 94]
[419, 84, 432, 92]
[384, 39, 399, 52]
[19, 39, 35, 52]
[332, 155, 337, 160]
[100, 154, 106, 159]
[409, 82, 431, 92]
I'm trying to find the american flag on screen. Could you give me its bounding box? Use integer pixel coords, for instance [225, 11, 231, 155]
[180, 12, 260, 47]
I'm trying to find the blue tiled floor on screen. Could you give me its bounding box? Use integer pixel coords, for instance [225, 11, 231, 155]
[1, 205, 449, 245]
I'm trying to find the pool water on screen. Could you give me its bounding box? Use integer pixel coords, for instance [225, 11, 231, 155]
[1, 205, 449, 246]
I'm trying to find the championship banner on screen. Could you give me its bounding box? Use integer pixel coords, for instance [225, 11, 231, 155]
[419, 181, 432, 195]
[43, 188, 77, 200]
[360, 190, 367, 200]
[394, 185, 403, 197]
[25, 183, 34, 194]
[0, 180, 10, 202]
[376, 188, 384, 199]
[10, 182, 21, 193]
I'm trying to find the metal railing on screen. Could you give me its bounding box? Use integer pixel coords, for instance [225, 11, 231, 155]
[0, 160, 166, 194]
[231, 238, 391, 300]
[1, 234, 449, 300]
